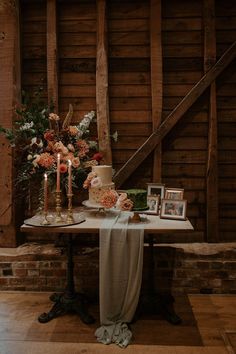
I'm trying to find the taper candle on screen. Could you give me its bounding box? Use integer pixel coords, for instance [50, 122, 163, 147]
[56, 153, 60, 192]
[68, 159, 72, 194]
[44, 173, 48, 213]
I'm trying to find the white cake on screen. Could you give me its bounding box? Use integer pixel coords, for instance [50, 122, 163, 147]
[89, 165, 115, 204]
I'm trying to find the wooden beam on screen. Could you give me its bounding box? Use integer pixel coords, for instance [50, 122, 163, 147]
[47, 0, 58, 112]
[150, 0, 163, 182]
[114, 41, 236, 188]
[204, 0, 219, 242]
[0, 0, 21, 246]
[96, 0, 112, 165]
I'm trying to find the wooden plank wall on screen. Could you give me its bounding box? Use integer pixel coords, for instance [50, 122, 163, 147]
[0, 0, 21, 247]
[215, 1, 236, 242]
[20, 0, 236, 242]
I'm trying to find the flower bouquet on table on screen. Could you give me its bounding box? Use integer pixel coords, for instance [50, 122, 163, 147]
[100, 190, 134, 211]
[0, 90, 102, 215]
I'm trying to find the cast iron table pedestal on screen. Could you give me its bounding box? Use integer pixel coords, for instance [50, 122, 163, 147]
[137, 234, 182, 325]
[38, 234, 95, 324]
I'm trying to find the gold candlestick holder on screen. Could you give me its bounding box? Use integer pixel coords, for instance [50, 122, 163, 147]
[55, 190, 64, 223]
[41, 211, 51, 225]
[66, 193, 74, 223]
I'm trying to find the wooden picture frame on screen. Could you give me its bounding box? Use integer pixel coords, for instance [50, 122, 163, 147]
[164, 188, 184, 200]
[145, 195, 160, 214]
[160, 199, 187, 220]
[147, 183, 165, 199]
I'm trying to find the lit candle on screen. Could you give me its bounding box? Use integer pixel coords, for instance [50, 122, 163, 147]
[56, 153, 60, 192]
[44, 173, 48, 213]
[68, 159, 72, 194]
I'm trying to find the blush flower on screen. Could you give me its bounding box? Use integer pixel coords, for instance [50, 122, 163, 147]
[67, 143, 75, 152]
[54, 141, 68, 156]
[90, 176, 102, 188]
[77, 140, 89, 157]
[49, 113, 60, 121]
[71, 157, 80, 168]
[100, 190, 118, 209]
[37, 153, 55, 168]
[83, 171, 97, 189]
[69, 125, 79, 136]
[119, 198, 133, 211]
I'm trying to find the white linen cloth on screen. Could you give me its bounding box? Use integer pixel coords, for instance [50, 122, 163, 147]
[95, 211, 144, 348]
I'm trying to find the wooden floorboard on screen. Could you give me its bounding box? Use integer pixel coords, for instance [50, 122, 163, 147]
[0, 292, 234, 354]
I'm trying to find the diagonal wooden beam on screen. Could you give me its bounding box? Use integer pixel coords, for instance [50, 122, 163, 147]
[114, 41, 236, 188]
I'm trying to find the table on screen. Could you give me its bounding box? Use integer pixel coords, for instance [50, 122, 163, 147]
[21, 209, 194, 325]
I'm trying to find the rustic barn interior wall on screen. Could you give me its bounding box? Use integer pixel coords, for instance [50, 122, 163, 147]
[20, 0, 236, 242]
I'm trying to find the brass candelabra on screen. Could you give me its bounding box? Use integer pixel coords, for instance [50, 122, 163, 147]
[66, 193, 74, 223]
[41, 210, 51, 225]
[55, 190, 64, 223]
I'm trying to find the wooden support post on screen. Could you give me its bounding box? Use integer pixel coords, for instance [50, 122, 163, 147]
[47, 0, 58, 112]
[114, 41, 236, 188]
[0, 0, 21, 246]
[150, 0, 163, 182]
[204, 0, 219, 242]
[96, 0, 112, 165]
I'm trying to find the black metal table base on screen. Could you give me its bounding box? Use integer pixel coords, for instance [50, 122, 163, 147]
[38, 292, 95, 324]
[38, 234, 95, 325]
[137, 292, 182, 325]
[139, 235, 182, 325]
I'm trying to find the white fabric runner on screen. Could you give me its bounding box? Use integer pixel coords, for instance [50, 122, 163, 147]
[95, 211, 144, 348]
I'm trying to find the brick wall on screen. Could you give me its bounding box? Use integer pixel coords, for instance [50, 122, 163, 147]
[0, 243, 236, 296]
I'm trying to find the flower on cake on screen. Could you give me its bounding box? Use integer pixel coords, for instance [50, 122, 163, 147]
[83, 171, 97, 189]
[100, 189, 118, 209]
[90, 176, 102, 188]
[98, 190, 134, 211]
[116, 192, 133, 211]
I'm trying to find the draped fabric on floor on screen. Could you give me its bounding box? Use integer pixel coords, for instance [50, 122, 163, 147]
[95, 211, 144, 348]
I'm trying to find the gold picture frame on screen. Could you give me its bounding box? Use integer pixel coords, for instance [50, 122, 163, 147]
[160, 199, 187, 220]
[164, 188, 184, 200]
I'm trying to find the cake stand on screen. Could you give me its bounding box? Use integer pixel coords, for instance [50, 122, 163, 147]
[82, 200, 104, 209]
[82, 200, 116, 216]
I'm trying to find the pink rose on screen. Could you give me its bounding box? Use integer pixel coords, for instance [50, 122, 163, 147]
[72, 157, 80, 168]
[119, 198, 133, 211]
[90, 177, 102, 188]
[100, 190, 118, 209]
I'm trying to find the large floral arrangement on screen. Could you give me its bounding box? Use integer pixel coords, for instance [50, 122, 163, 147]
[0, 90, 103, 209]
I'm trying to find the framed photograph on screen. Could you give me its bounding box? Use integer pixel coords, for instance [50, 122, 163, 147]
[145, 195, 160, 214]
[164, 188, 184, 200]
[160, 199, 187, 220]
[147, 183, 165, 199]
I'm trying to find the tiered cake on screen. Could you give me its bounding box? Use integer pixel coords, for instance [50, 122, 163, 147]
[89, 165, 115, 204]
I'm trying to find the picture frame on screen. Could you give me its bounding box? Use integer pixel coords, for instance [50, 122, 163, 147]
[164, 188, 184, 200]
[147, 183, 165, 199]
[145, 195, 160, 214]
[160, 199, 187, 220]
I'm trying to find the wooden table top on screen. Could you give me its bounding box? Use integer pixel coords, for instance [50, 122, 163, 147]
[21, 208, 194, 235]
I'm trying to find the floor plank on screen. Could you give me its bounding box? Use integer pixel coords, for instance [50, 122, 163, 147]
[0, 292, 235, 353]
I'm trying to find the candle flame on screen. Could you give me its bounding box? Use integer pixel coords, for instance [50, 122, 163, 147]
[68, 159, 72, 166]
[57, 153, 60, 160]
[44, 173, 48, 179]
